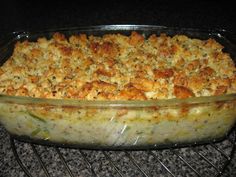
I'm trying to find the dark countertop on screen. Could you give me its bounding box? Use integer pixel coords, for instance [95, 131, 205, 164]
[0, 1, 236, 176]
[1, 124, 236, 177]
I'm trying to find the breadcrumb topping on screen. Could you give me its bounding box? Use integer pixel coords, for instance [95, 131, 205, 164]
[0, 32, 235, 100]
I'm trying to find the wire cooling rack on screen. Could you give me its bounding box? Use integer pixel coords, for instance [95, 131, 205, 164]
[10, 131, 235, 177]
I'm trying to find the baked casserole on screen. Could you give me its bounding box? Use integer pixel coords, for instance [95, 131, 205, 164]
[0, 26, 235, 148]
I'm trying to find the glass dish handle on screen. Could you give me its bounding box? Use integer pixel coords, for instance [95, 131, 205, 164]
[0, 31, 28, 64]
[0, 31, 19, 46]
[218, 29, 236, 44]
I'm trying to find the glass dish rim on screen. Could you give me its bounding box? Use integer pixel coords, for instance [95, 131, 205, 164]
[0, 94, 236, 107]
[10, 24, 235, 32]
[1, 24, 234, 43]
[0, 24, 236, 107]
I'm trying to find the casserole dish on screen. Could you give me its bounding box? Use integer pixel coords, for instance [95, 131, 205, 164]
[0, 25, 236, 149]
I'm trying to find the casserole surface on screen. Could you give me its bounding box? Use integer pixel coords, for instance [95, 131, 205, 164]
[0, 29, 235, 100]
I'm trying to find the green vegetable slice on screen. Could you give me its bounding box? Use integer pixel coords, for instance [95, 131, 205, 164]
[31, 128, 41, 136]
[28, 112, 46, 123]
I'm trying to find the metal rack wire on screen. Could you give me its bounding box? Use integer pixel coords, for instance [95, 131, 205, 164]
[10, 131, 235, 177]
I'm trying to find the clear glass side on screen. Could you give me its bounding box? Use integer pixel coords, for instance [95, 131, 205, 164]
[0, 97, 236, 149]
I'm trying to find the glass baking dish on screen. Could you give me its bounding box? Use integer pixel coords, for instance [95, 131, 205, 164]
[0, 25, 236, 150]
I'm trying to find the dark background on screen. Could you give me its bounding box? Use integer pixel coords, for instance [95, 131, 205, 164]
[0, 0, 235, 176]
[0, 1, 235, 33]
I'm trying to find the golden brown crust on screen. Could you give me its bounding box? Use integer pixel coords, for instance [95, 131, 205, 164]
[174, 85, 195, 98]
[118, 84, 147, 100]
[153, 68, 174, 79]
[0, 31, 235, 100]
